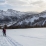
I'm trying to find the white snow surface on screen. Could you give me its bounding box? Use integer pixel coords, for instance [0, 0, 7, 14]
[0, 28, 46, 46]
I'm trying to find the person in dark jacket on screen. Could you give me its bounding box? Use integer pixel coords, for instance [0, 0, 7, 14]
[3, 28, 6, 36]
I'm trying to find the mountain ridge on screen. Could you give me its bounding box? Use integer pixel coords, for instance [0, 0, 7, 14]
[0, 9, 46, 28]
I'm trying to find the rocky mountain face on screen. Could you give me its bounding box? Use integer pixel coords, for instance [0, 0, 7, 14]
[0, 9, 46, 28]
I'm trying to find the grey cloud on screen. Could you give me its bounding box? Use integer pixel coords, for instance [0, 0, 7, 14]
[30, 0, 44, 7]
[5, 0, 46, 12]
[30, 0, 43, 5]
[6, 0, 27, 6]
[0, 0, 5, 3]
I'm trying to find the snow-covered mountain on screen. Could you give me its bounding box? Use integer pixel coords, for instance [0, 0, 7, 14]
[0, 9, 24, 27]
[9, 10, 46, 28]
[0, 9, 46, 28]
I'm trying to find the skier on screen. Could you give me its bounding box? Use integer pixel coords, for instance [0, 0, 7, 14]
[3, 28, 6, 36]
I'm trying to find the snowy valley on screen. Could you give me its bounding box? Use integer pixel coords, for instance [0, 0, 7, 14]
[0, 28, 46, 46]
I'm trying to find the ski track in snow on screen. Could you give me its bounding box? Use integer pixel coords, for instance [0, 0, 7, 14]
[0, 35, 11, 46]
[19, 35, 46, 39]
[6, 36, 23, 46]
[0, 35, 23, 46]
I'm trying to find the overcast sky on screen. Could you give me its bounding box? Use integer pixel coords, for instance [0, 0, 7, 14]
[0, 0, 46, 12]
